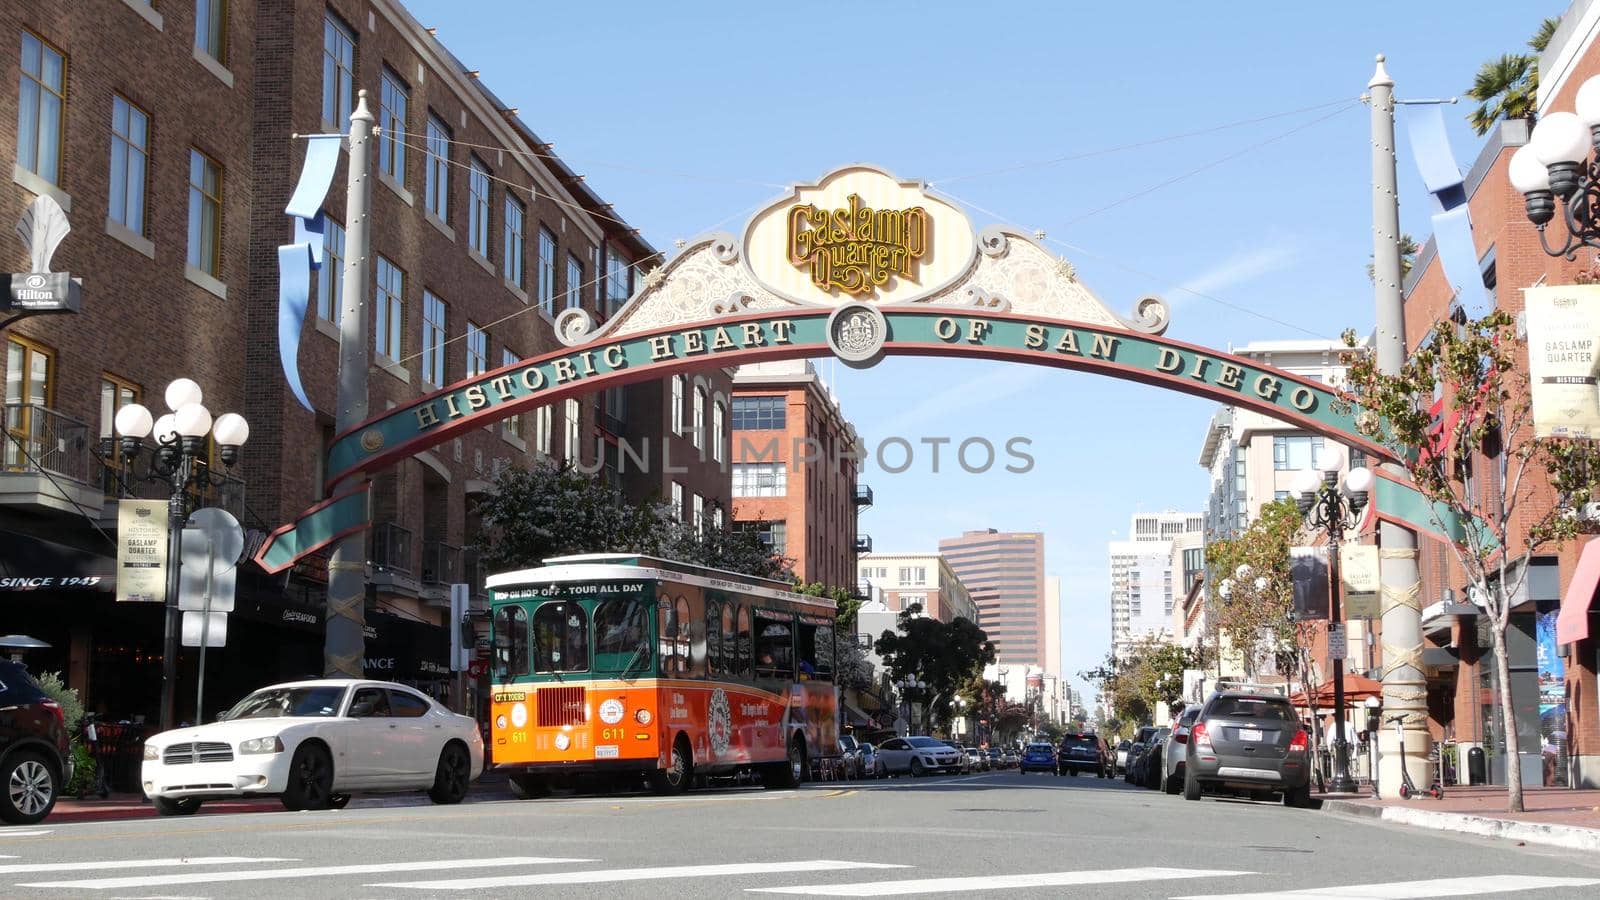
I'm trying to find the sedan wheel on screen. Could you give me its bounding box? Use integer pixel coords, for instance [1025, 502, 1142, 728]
[910, 758, 924, 778]
[428, 743, 472, 805]
[1, 753, 57, 825]
[281, 744, 334, 811]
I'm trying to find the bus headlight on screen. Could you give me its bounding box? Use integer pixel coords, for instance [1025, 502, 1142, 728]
[510, 702, 528, 728]
[635, 709, 652, 725]
[554, 733, 571, 751]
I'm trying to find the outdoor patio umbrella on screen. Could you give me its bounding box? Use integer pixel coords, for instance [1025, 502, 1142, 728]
[1290, 673, 1383, 709]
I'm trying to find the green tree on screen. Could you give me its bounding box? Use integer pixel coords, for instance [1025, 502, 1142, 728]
[662, 502, 792, 581]
[795, 581, 862, 631]
[1366, 234, 1418, 284]
[1465, 17, 1561, 135]
[875, 604, 996, 732]
[1204, 498, 1303, 679]
[1340, 311, 1600, 813]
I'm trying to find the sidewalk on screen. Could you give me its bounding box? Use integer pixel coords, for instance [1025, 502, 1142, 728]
[1318, 784, 1600, 851]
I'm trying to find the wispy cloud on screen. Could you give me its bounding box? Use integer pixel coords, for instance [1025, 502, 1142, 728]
[1163, 238, 1305, 305]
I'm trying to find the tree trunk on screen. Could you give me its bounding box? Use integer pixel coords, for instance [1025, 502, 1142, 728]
[1491, 623, 1525, 813]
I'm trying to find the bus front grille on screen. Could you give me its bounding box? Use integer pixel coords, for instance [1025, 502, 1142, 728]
[538, 686, 588, 727]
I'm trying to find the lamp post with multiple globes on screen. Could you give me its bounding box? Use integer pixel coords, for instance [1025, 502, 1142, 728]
[1509, 75, 1600, 258]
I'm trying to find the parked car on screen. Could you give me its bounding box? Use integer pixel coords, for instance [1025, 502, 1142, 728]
[141, 679, 485, 815]
[838, 735, 866, 779]
[1163, 707, 1202, 794]
[1001, 748, 1021, 768]
[0, 659, 72, 825]
[1019, 742, 1057, 774]
[1114, 739, 1132, 774]
[1142, 727, 1172, 789]
[1183, 689, 1312, 807]
[1055, 732, 1109, 777]
[876, 736, 963, 776]
[859, 743, 885, 778]
[986, 747, 1003, 769]
[964, 746, 987, 772]
[1123, 726, 1159, 784]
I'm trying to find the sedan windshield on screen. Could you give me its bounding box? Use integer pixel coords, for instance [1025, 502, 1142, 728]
[906, 737, 947, 749]
[222, 686, 345, 720]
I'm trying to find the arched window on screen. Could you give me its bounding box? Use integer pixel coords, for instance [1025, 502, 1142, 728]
[737, 605, 752, 677]
[674, 596, 692, 675]
[658, 595, 676, 677]
[706, 598, 722, 675]
[492, 604, 529, 679]
[721, 603, 736, 680]
[531, 601, 588, 673]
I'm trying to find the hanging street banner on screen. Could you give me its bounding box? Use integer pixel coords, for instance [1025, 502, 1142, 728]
[1340, 544, 1382, 619]
[1524, 283, 1600, 438]
[116, 499, 169, 603]
[1291, 546, 1331, 621]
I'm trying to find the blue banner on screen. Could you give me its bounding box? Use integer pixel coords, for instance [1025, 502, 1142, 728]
[277, 135, 343, 412]
[1405, 106, 1484, 315]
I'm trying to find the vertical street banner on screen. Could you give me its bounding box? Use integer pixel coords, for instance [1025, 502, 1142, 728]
[116, 499, 168, 602]
[1290, 546, 1330, 620]
[1535, 610, 1568, 787]
[1524, 284, 1600, 438]
[1339, 544, 1381, 619]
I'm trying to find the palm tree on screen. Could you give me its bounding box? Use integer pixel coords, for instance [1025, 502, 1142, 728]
[1465, 17, 1563, 136]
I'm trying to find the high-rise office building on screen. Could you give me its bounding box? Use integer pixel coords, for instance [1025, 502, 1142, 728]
[1110, 512, 1203, 655]
[938, 530, 1045, 666]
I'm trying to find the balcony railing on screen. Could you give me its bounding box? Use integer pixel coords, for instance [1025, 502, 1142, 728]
[855, 534, 872, 553]
[422, 539, 461, 586]
[855, 483, 873, 508]
[3, 403, 91, 483]
[371, 522, 414, 576]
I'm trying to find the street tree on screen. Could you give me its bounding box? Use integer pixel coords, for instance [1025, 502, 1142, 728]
[1204, 498, 1303, 679]
[875, 604, 996, 732]
[1464, 17, 1561, 135]
[1340, 310, 1600, 812]
[795, 581, 862, 631]
[660, 501, 792, 580]
[474, 461, 669, 571]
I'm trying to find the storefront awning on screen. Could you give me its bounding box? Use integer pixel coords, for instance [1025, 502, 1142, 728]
[0, 531, 115, 591]
[1557, 539, 1600, 645]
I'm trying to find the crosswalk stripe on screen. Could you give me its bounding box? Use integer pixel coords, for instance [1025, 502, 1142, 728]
[371, 860, 910, 890]
[0, 858, 291, 875]
[1172, 874, 1600, 900]
[18, 856, 590, 890]
[751, 867, 1254, 896]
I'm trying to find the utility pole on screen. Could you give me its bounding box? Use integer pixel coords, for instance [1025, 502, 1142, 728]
[324, 91, 375, 677]
[1369, 55, 1432, 798]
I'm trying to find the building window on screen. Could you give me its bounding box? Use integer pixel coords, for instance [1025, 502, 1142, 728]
[898, 567, 928, 587]
[692, 493, 704, 535]
[692, 386, 706, 450]
[566, 254, 583, 310]
[374, 256, 403, 362]
[421, 291, 446, 388]
[712, 506, 724, 530]
[98, 374, 140, 439]
[731, 396, 785, 430]
[605, 249, 631, 313]
[501, 349, 521, 438]
[108, 95, 149, 234]
[186, 149, 223, 276]
[533, 228, 558, 314]
[17, 32, 66, 187]
[378, 69, 408, 182]
[670, 482, 683, 521]
[4, 336, 54, 472]
[465, 322, 487, 378]
[424, 115, 449, 221]
[741, 520, 786, 555]
[563, 398, 580, 464]
[732, 462, 786, 497]
[503, 195, 525, 287]
[467, 157, 491, 257]
[670, 375, 685, 435]
[321, 14, 355, 128]
[534, 405, 552, 456]
[1272, 435, 1325, 471]
[712, 401, 725, 463]
[316, 218, 346, 323]
[195, 0, 227, 62]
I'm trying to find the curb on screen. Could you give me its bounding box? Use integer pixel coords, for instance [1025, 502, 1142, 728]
[1321, 798, 1600, 852]
[46, 789, 519, 823]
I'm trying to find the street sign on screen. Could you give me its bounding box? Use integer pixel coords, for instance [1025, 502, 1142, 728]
[182, 610, 228, 648]
[115, 500, 168, 603]
[1328, 624, 1348, 660]
[179, 508, 244, 613]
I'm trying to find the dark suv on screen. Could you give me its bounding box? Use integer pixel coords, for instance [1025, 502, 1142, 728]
[0, 660, 72, 825]
[1183, 690, 1310, 807]
[1056, 732, 1109, 777]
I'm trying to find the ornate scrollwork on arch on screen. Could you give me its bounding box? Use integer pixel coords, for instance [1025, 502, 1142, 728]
[553, 307, 597, 347]
[708, 292, 756, 317]
[958, 285, 1011, 313]
[1121, 294, 1171, 336]
[708, 231, 740, 264]
[978, 225, 1009, 258]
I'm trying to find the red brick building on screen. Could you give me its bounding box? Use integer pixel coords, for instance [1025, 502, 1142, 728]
[0, 0, 726, 723]
[729, 359, 864, 591]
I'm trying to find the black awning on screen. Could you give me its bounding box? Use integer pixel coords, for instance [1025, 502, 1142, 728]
[364, 611, 450, 682]
[0, 530, 116, 591]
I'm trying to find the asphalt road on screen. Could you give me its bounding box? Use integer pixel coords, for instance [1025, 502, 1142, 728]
[4, 770, 1599, 898]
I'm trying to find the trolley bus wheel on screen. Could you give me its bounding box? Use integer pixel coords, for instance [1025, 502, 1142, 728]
[650, 736, 693, 795]
[763, 737, 805, 789]
[509, 772, 551, 799]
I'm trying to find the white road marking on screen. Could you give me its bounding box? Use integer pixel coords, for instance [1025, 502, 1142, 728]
[372, 860, 909, 890]
[0, 857, 291, 874]
[1173, 874, 1600, 900]
[752, 867, 1254, 896]
[0, 830, 52, 837]
[19, 857, 590, 890]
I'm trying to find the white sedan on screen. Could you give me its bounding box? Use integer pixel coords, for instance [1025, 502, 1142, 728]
[141, 679, 484, 816]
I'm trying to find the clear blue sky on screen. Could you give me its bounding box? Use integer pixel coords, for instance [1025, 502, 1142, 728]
[408, 0, 1560, 700]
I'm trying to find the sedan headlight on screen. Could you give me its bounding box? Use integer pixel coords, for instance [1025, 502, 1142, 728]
[239, 736, 285, 755]
[143, 744, 159, 761]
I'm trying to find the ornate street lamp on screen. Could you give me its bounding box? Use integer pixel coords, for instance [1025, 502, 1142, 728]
[1509, 77, 1600, 257]
[1292, 447, 1372, 794]
[102, 378, 250, 731]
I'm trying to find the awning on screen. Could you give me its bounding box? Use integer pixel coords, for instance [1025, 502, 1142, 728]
[1290, 673, 1383, 709]
[1557, 539, 1600, 645]
[0, 531, 115, 591]
[841, 703, 872, 728]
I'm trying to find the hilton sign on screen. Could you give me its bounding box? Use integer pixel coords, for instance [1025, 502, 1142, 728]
[3, 196, 82, 320]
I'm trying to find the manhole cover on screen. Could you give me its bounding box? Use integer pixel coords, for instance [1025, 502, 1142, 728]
[1243, 846, 1313, 854]
[952, 808, 1045, 813]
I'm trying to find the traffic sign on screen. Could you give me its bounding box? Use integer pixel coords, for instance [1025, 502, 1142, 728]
[182, 610, 228, 648]
[179, 508, 243, 613]
[1328, 624, 1348, 660]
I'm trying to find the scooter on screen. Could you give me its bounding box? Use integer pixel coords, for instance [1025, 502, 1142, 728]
[1387, 714, 1443, 800]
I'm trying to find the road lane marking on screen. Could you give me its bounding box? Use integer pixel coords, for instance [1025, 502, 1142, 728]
[1172, 874, 1600, 900]
[372, 860, 909, 890]
[752, 867, 1254, 896]
[0, 857, 291, 874]
[0, 830, 52, 837]
[19, 856, 590, 890]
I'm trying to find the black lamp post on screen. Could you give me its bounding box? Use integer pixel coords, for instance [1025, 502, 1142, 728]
[98, 378, 250, 732]
[1509, 84, 1600, 258]
[1292, 448, 1373, 795]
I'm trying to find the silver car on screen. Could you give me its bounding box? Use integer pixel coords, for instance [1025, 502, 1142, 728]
[876, 736, 963, 776]
[1162, 707, 1202, 794]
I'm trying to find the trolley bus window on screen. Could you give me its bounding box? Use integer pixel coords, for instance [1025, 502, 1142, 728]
[755, 613, 794, 678]
[532, 601, 589, 673]
[658, 597, 676, 677]
[676, 597, 693, 676]
[720, 603, 735, 677]
[798, 619, 834, 681]
[706, 598, 722, 675]
[737, 605, 752, 677]
[593, 594, 651, 674]
[492, 604, 529, 679]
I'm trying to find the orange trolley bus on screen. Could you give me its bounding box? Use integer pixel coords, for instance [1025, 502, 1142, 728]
[486, 554, 839, 795]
